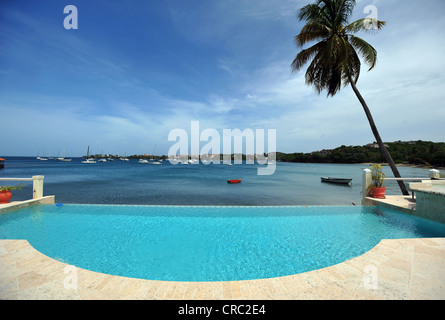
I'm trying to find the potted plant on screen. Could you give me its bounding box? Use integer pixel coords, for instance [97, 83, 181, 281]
[370, 164, 386, 199]
[0, 183, 24, 204]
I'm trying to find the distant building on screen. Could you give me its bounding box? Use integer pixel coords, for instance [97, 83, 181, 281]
[312, 149, 332, 156]
[395, 140, 416, 145]
[365, 142, 389, 149]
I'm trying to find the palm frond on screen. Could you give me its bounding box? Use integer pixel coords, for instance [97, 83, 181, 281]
[345, 18, 386, 34]
[326, 33, 343, 66]
[349, 35, 377, 70]
[336, 0, 356, 24]
[326, 0, 356, 28]
[343, 41, 361, 84]
[303, 38, 345, 96]
[327, 66, 343, 96]
[292, 0, 383, 96]
[291, 41, 325, 72]
[334, 36, 360, 90]
[305, 52, 326, 94]
[298, 2, 330, 26]
[295, 21, 331, 47]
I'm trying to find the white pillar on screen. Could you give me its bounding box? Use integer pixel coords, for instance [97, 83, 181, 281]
[32, 175, 44, 199]
[362, 169, 372, 204]
[429, 169, 440, 180]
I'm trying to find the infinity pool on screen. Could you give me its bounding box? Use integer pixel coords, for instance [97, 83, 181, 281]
[1, 204, 445, 281]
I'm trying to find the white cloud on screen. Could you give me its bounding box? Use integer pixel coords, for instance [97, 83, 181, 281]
[1, 0, 444, 156]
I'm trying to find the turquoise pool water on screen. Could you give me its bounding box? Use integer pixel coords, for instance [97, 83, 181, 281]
[1, 204, 445, 281]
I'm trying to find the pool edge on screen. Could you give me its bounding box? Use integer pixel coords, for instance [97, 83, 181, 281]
[1, 237, 444, 300]
[0, 196, 55, 214]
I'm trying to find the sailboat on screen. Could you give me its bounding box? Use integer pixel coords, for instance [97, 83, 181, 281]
[56, 148, 72, 161]
[82, 146, 96, 163]
[37, 150, 48, 160]
[98, 148, 107, 162]
[149, 145, 162, 164]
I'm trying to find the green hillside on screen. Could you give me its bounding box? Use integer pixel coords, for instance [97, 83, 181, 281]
[277, 141, 445, 167]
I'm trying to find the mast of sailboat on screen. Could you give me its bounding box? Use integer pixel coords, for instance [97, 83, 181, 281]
[152, 144, 157, 160]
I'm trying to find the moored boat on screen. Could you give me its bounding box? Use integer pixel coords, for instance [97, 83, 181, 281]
[321, 177, 352, 185]
[56, 148, 71, 161]
[82, 159, 96, 164]
[227, 179, 242, 184]
[82, 146, 96, 163]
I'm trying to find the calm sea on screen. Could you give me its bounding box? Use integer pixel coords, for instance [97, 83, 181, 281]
[0, 157, 431, 206]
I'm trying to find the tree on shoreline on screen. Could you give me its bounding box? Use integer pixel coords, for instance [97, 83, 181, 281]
[291, 0, 409, 195]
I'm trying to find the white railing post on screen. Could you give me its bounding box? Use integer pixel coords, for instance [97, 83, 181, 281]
[362, 169, 372, 200]
[429, 169, 440, 180]
[32, 175, 44, 199]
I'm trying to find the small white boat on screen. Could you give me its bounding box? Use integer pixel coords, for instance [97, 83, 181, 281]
[56, 148, 71, 161]
[98, 158, 107, 162]
[82, 146, 96, 163]
[37, 151, 49, 160]
[138, 159, 149, 163]
[82, 159, 96, 164]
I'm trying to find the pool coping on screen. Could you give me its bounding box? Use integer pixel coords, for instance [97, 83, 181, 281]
[0, 196, 55, 214]
[1, 237, 444, 300]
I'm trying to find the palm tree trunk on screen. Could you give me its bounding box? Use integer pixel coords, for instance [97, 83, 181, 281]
[349, 78, 409, 195]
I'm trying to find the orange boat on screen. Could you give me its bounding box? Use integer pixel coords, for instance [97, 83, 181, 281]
[227, 179, 242, 184]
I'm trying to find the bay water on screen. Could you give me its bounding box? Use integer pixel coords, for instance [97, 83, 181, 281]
[0, 157, 431, 206]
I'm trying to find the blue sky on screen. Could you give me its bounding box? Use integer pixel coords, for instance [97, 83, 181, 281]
[1, 0, 445, 157]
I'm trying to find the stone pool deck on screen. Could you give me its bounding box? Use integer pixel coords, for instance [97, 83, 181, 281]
[1, 237, 444, 300]
[364, 196, 416, 211]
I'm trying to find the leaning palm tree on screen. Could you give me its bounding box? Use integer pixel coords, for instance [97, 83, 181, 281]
[291, 0, 408, 195]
